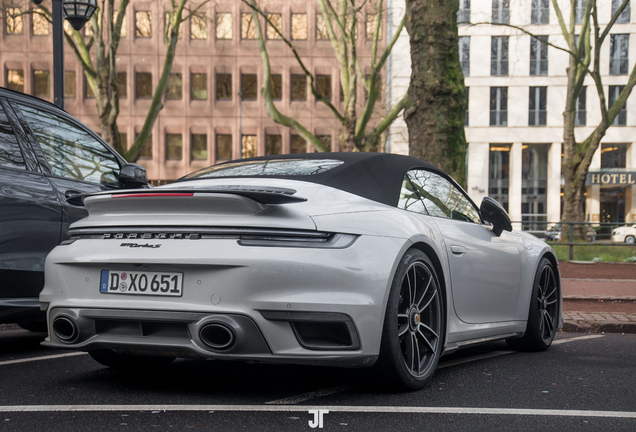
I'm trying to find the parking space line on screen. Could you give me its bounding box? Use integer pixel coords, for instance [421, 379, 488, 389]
[0, 352, 87, 366]
[0, 405, 634, 418]
[553, 334, 604, 345]
[265, 385, 355, 405]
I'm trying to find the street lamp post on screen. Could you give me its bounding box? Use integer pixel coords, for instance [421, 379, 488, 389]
[32, 0, 97, 109]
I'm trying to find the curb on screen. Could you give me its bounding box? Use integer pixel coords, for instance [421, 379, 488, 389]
[563, 295, 636, 301]
[562, 320, 636, 334]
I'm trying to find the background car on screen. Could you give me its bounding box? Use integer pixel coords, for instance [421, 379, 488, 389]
[0, 87, 147, 331]
[545, 222, 597, 242]
[40, 153, 561, 390]
[612, 224, 636, 243]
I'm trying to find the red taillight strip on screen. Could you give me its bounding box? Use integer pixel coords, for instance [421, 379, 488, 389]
[112, 193, 194, 198]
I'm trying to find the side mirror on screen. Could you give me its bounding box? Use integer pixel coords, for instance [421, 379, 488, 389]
[480, 197, 512, 236]
[119, 163, 148, 188]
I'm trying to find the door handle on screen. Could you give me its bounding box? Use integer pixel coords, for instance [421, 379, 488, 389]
[450, 245, 467, 255]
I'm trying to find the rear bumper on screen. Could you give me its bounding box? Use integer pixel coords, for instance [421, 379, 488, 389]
[40, 234, 407, 367]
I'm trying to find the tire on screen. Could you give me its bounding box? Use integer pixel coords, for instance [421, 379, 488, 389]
[89, 349, 175, 370]
[374, 249, 445, 391]
[507, 257, 559, 351]
[626, 236, 635, 244]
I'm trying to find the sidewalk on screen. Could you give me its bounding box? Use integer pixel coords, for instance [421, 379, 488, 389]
[559, 261, 636, 334]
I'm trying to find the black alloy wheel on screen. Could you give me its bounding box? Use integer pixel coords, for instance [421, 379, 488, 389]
[508, 257, 560, 351]
[375, 249, 444, 390]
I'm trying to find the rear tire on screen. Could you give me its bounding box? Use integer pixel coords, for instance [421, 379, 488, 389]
[89, 349, 175, 370]
[507, 257, 559, 351]
[374, 249, 445, 390]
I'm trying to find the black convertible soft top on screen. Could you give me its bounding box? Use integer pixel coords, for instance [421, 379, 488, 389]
[179, 152, 446, 207]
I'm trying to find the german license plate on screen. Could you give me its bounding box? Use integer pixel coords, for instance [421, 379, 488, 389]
[100, 270, 183, 296]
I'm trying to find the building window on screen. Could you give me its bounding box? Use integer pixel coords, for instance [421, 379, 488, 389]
[576, 86, 586, 126]
[241, 74, 257, 100]
[521, 144, 548, 231]
[610, 34, 629, 75]
[491, 36, 508, 76]
[529, 87, 547, 126]
[270, 74, 282, 100]
[119, 133, 127, 149]
[241, 134, 257, 158]
[490, 87, 507, 126]
[575, 0, 586, 24]
[291, 13, 307, 40]
[216, 12, 232, 39]
[609, 85, 627, 126]
[465, 87, 469, 126]
[191, 13, 207, 39]
[33, 70, 50, 98]
[316, 14, 329, 40]
[241, 13, 256, 39]
[267, 13, 282, 39]
[489, 144, 511, 212]
[315, 75, 332, 101]
[117, 72, 127, 98]
[135, 11, 152, 38]
[85, 77, 95, 98]
[166, 73, 182, 100]
[530, 36, 548, 76]
[191, 133, 207, 160]
[216, 134, 232, 160]
[136, 72, 152, 99]
[459, 36, 470, 76]
[166, 12, 183, 38]
[457, 0, 470, 24]
[492, 0, 510, 24]
[6, 8, 23, 34]
[601, 143, 627, 168]
[165, 134, 182, 160]
[191, 73, 207, 100]
[65, 71, 76, 98]
[531, 0, 549, 25]
[612, 0, 630, 23]
[216, 73, 232, 100]
[291, 135, 306, 153]
[266, 134, 282, 155]
[136, 133, 153, 159]
[317, 135, 331, 151]
[32, 10, 49, 35]
[366, 13, 380, 40]
[291, 74, 307, 100]
[6, 70, 23, 92]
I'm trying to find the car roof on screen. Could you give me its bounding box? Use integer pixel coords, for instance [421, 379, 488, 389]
[0, 86, 66, 112]
[180, 152, 446, 207]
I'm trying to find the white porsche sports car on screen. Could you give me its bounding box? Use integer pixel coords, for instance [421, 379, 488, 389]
[40, 153, 562, 390]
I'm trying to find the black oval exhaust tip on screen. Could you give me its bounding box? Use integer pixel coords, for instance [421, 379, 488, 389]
[52, 316, 79, 343]
[199, 323, 235, 350]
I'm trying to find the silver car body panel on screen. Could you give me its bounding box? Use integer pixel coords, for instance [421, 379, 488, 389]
[40, 177, 562, 365]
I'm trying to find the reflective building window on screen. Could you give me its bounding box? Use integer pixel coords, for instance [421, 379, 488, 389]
[522, 144, 548, 231]
[489, 144, 511, 212]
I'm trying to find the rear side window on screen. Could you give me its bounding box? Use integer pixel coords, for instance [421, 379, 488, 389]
[0, 103, 25, 170]
[18, 104, 120, 185]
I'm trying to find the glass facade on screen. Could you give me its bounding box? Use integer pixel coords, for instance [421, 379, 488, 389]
[489, 144, 511, 212]
[521, 144, 549, 231]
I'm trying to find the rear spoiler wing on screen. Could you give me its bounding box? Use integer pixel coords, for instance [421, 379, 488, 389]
[67, 185, 307, 206]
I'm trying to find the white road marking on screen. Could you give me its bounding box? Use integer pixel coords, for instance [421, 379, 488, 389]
[552, 334, 604, 345]
[0, 405, 634, 418]
[0, 352, 87, 366]
[439, 350, 514, 369]
[266, 386, 355, 405]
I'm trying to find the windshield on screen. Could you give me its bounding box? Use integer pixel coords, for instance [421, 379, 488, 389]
[181, 159, 344, 180]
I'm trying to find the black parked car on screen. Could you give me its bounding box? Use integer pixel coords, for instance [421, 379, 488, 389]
[0, 87, 148, 331]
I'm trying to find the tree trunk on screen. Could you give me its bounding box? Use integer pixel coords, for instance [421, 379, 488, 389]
[404, 0, 467, 187]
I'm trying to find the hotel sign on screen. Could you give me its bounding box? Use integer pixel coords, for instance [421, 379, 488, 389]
[586, 171, 636, 185]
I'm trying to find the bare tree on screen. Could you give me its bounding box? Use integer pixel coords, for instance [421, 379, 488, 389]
[404, 0, 467, 187]
[27, 0, 208, 162]
[244, 0, 408, 152]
